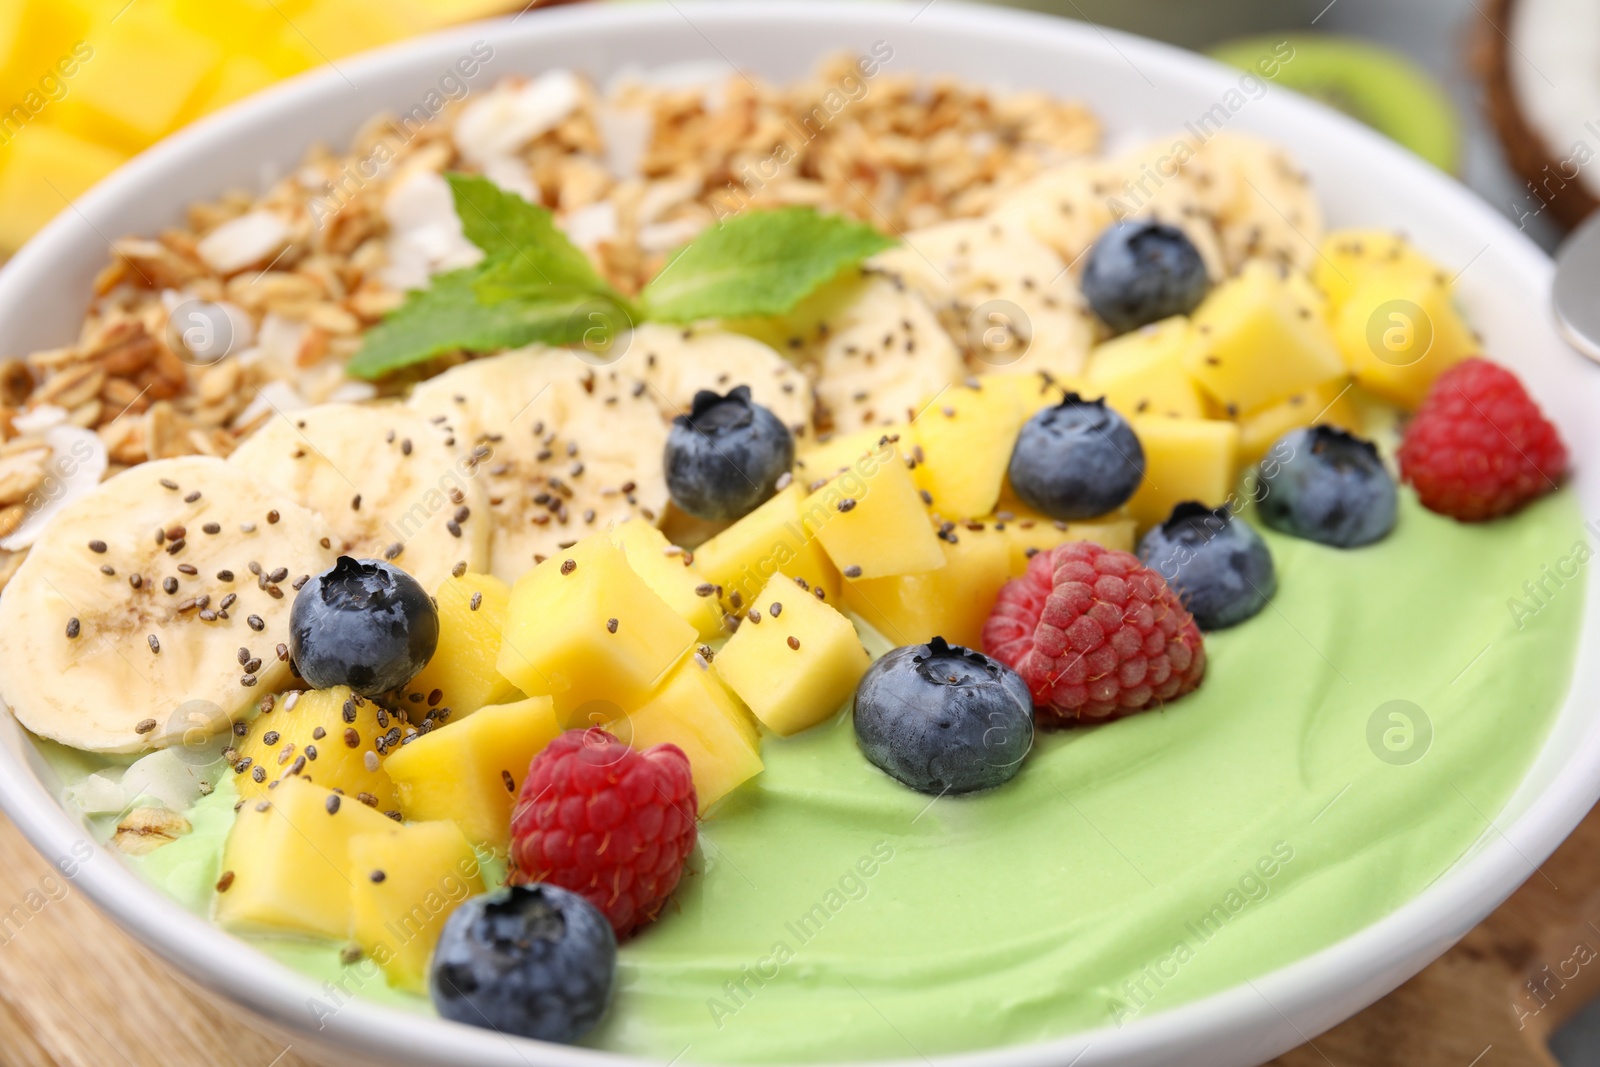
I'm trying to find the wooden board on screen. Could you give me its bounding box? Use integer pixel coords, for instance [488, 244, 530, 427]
[0, 805, 1592, 1066]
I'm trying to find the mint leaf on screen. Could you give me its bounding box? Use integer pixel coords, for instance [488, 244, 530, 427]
[447, 173, 616, 295]
[346, 268, 625, 380]
[640, 208, 894, 323]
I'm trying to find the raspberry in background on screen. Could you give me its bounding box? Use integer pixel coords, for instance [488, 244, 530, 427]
[1397, 358, 1567, 522]
[982, 541, 1205, 724]
[509, 729, 697, 940]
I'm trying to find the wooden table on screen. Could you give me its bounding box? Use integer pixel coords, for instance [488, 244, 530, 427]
[0, 803, 1589, 1067]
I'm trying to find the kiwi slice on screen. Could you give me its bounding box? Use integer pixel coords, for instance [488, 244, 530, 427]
[1209, 34, 1463, 174]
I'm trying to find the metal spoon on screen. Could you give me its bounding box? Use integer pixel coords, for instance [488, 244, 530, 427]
[1553, 210, 1600, 362]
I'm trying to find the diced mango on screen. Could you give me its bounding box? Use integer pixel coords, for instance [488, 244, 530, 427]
[992, 510, 1137, 573]
[843, 524, 1011, 648]
[980, 370, 1081, 416]
[1126, 417, 1241, 529]
[402, 572, 520, 718]
[693, 483, 840, 611]
[1332, 265, 1474, 409]
[1236, 379, 1363, 464]
[496, 539, 695, 726]
[611, 659, 763, 812]
[349, 820, 484, 992]
[55, 8, 223, 150]
[910, 380, 1024, 519]
[1086, 316, 1207, 421]
[1184, 262, 1347, 416]
[0, 125, 126, 251]
[384, 696, 561, 852]
[714, 571, 871, 736]
[234, 686, 399, 813]
[183, 55, 278, 120]
[216, 778, 394, 940]
[0, 0, 94, 107]
[800, 442, 944, 580]
[1313, 229, 1445, 311]
[605, 519, 721, 640]
[795, 425, 906, 486]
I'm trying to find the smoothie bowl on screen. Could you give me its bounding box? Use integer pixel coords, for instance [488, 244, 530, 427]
[0, 4, 1597, 1067]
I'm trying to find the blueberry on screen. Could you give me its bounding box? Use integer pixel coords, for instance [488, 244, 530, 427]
[1255, 426, 1398, 548]
[664, 386, 794, 521]
[289, 556, 438, 696]
[1138, 502, 1276, 630]
[431, 884, 615, 1044]
[854, 637, 1034, 795]
[1081, 221, 1211, 334]
[1008, 394, 1144, 520]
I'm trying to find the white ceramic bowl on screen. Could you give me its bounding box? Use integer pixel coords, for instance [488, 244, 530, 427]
[2, 4, 1597, 1065]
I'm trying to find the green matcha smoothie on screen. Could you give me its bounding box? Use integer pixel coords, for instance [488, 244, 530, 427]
[124, 490, 1585, 1062]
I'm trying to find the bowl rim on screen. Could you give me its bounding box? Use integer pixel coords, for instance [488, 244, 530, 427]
[0, 2, 1594, 1065]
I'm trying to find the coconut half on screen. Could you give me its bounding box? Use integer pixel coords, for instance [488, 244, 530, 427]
[1481, 0, 1600, 229]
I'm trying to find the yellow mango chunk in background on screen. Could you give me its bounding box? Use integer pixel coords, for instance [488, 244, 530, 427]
[1126, 417, 1241, 530]
[693, 483, 841, 613]
[992, 509, 1137, 573]
[801, 442, 945, 580]
[1332, 265, 1475, 409]
[611, 659, 763, 813]
[0, 124, 124, 249]
[1086, 315, 1208, 421]
[349, 820, 484, 992]
[843, 523, 1011, 649]
[910, 380, 1024, 520]
[1313, 229, 1446, 311]
[1236, 379, 1364, 465]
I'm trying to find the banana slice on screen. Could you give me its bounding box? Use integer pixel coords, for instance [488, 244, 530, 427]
[614, 324, 815, 440]
[871, 218, 1096, 380]
[727, 269, 965, 434]
[0, 456, 336, 754]
[408, 348, 669, 584]
[228, 403, 489, 595]
[1190, 130, 1324, 275]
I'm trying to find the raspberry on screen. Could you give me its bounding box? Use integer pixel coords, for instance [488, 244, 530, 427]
[1397, 358, 1567, 522]
[982, 541, 1205, 724]
[509, 728, 697, 940]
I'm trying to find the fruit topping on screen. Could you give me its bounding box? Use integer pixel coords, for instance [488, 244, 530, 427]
[714, 570, 873, 736]
[909, 379, 1025, 519]
[384, 696, 562, 853]
[802, 438, 945, 579]
[610, 659, 763, 813]
[289, 557, 439, 696]
[1081, 220, 1211, 334]
[1137, 503, 1276, 630]
[1397, 357, 1567, 522]
[1086, 315, 1208, 421]
[853, 637, 1034, 795]
[664, 386, 796, 522]
[982, 541, 1206, 724]
[431, 884, 616, 1044]
[233, 685, 400, 812]
[350, 820, 485, 992]
[509, 728, 697, 939]
[0, 455, 336, 753]
[1007, 395, 1145, 521]
[1255, 426, 1397, 547]
[1124, 416, 1241, 530]
[692, 483, 841, 611]
[843, 521, 1012, 649]
[398, 570, 520, 718]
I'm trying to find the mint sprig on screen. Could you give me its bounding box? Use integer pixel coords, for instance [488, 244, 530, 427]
[347, 176, 892, 380]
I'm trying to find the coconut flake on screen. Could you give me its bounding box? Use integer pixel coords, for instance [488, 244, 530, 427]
[0, 424, 108, 551]
[232, 379, 310, 430]
[606, 60, 729, 111]
[120, 748, 215, 811]
[455, 71, 582, 164]
[638, 217, 707, 253]
[10, 404, 67, 435]
[559, 201, 619, 250]
[596, 105, 653, 179]
[483, 156, 538, 203]
[379, 169, 483, 291]
[196, 210, 290, 274]
[63, 772, 128, 816]
[638, 176, 702, 226]
[326, 380, 378, 404]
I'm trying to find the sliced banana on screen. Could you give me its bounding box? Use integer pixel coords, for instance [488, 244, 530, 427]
[408, 348, 669, 584]
[871, 217, 1095, 380]
[727, 269, 965, 434]
[614, 323, 815, 438]
[1190, 130, 1324, 275]
[0, 456, 336, 754]
[228, 402, 489, 595]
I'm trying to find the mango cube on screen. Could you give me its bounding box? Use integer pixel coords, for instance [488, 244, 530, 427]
[714, 572, 871, 736]
[693, 483, 840, 611]
[842, 524, 1011, 648]
[800, 443, 944, 580]
[980, 371, 1080, 417]
[605, 519, 721, 639]
[402, 572, 520, 717]
[1184, 263, 1346, 416]
[1236, 379, 1363, 464]
[796, 425, 907, 485]
[1332, 265, 1474, 409]
[216, 778, 394, 939]
[612, 660, 763, 812]
[384, 696, 561, 852]
[1086, 316, 1207, 421]
[1126, 417, 1241, 529]
[234, 686, 399, 813]
[993, 510, 1137, 574]
[0, 126, 127, 251]
[496, 539, 695, 726]
[1313, 229, 1445, 311]
[910, 380, 1024, 519]
[349, 821, 484, 992]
